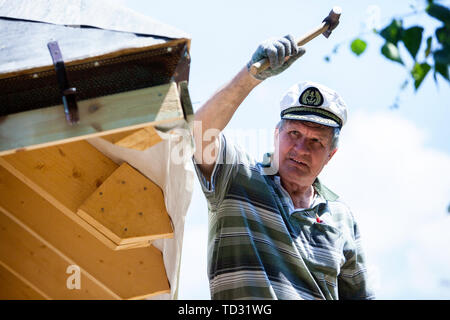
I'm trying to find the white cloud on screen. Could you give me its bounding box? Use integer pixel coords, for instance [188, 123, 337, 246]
[178, 222, 209, 299]
[179, 109, 450, 299]
[107, 0, 128, 6]
[403, 217, 450, 298]
[322, 110, 450, 299]
[178, 177, 210, 299]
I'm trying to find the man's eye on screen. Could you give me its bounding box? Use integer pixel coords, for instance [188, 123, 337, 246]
[289, 130, 299, 136]
[311, 138, 324, 146]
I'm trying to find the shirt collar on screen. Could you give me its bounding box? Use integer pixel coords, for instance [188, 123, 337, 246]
[312, 178, 339, 201]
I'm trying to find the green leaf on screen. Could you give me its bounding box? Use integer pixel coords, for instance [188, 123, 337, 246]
[435, 62, 450, 81]
[426, 3, 450, 24]
[434, 48, 450, 64]
[435, 26, 450, 48]
[402, 26, 423, 60]
[425, 36, 433, 57]
[381, 42, 404, 65]
[411, 62, 431, 90]
[380, 19, 403, 44]
[350, 39, 367, 56]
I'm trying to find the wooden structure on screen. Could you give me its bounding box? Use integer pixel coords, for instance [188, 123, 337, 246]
[0, 1, 193, 299]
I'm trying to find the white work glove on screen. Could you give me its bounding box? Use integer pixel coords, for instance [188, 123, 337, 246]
[247, 34, 306, 80]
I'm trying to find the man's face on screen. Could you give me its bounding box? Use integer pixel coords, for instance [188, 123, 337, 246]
[274, 120, 337, 187]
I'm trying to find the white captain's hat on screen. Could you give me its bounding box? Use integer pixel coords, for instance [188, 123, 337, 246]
[279, 81, 347, 128]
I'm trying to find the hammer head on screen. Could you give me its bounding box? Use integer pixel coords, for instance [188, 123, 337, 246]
[322, 6, 342, 38]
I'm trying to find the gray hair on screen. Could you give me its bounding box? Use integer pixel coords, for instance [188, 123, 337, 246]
[276, 119, 340, 151]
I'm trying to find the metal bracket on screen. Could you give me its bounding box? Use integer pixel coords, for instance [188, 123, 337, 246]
[47, 41, 79, 125]
[178, 81, 193, 124]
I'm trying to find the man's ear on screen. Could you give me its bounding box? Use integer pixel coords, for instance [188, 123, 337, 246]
[274, 127, 280, 147]
[326, 148, 338, 164]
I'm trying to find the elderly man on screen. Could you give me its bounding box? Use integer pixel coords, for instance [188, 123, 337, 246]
[193, 35, 374, 300]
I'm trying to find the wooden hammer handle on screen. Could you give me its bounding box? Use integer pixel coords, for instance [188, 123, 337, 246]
[249, 21, 329, 76]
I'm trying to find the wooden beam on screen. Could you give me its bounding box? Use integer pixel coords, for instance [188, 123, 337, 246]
[0, 166, 170, 299]
[0, 261, 47, 300]
[99, 128, 143, 144]
[0, 140, 150, 250]
[0, 207, 120, 299]
[77, 162, 173, 245]
[0, 82, 183, 156]
[114, 126, 163, 151]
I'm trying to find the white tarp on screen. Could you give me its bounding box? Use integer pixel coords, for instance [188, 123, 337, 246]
[0, 0, 195, 299]
[0, 0, 190, 74]
[0, 0, 189, 38]
[87, 124, 195, 300]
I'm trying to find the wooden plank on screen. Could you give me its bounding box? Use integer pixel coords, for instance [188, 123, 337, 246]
[0, 82, 183, 156]
[0, 140, 150, 250]
[0, 207, 120, 299]
[77, 162, 173, 245]
[0, 261, 47, 300]
[1, 140, 118, 214]
[0, 167, 170, 299]
[100, 128, 144, 144]
[114, 126, 163, 151]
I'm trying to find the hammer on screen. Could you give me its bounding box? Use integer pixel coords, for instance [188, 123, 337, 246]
[249, 6, 342, 76]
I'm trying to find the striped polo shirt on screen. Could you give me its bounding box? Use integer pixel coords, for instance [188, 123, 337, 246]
[194, 133, 375, 300]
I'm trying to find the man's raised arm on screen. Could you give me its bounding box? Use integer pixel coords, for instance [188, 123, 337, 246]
[193, 35, 306, 180]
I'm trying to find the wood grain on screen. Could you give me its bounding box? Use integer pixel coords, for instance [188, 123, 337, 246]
[0, 261, 47, 300]
[0, 207, 119, 299]
[114, 126, 163, 151]
[0, 82, 183, 156]
[0, 166, 170, 299]
[77, 162, 173, 245]
[0, 140, 151, 250]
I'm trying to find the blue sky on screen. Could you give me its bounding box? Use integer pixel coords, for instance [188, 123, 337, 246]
[118, 0, 450, 299]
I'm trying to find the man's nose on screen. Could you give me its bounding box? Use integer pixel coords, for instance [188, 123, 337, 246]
[294, 137, 310, 154]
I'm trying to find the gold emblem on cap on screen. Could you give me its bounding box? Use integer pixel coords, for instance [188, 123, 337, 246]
[299, 87, 323, 107]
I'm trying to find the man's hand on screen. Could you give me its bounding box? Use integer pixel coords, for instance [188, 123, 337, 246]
[247, 34, 306, 81]
[195, 35, 305, 180]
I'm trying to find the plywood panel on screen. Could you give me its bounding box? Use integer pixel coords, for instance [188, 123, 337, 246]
[0, 208, 119, 299]
[0, 140, 126, 249]
[100, 128, 143, 144]
[114, 126, 163, 151]
[0, 140, 151, 250]
[77, 162, 173, 245]
[0, 82, 183, 156]
[0, 261, 47, 300]
[0, 166, 170, 299]
[0, 140, 118, 213]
